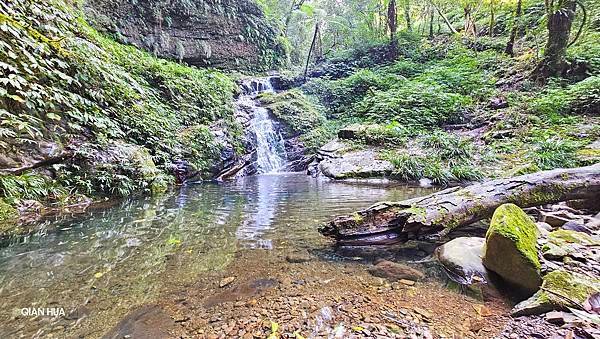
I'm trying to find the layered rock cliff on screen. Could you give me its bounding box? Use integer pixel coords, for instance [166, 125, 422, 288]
[83, 0, 287, 70]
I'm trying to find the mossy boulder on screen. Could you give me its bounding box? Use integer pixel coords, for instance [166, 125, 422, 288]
[483, 203, 541, 296]
[512, 270, 600, 316]
[0, 199, 18, 234]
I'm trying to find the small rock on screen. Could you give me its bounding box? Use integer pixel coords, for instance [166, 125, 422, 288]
[399, 279, 415, 286]
[413, 307, 432, 319]
[367, 260, 424, 282]
[540, 211, 575, 228]
[536, 222, 553, 232]
[285, 250, 312, 263]
[561, 221, 592, 234]
[219, 277, 235, 288]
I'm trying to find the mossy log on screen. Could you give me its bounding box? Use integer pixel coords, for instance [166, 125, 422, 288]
[320, 163, 600, 244]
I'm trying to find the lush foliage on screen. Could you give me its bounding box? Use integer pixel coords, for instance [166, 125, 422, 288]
[0, 0, 239, 202]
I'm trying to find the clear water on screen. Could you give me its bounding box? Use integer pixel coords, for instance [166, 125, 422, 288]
[0, 173, 433, 337]
[239, 78, 287, 173]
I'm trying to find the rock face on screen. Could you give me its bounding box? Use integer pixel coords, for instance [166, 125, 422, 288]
[83, 0, 286, 71]
[482, 203, 542, 296]
[368, 260, 425, 281]
[435, 237, 488, 285]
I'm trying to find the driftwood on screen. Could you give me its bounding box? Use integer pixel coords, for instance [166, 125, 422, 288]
[320, 163, 600, 244]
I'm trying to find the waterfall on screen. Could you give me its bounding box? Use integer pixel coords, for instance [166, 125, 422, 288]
[238, 78, 288, 174]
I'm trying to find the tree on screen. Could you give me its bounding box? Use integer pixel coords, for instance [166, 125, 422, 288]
[388, 0, 398, 42]
[505, 0, 523, 56]
[534, 0, 577, 79]
[403, 0, 412, 31]
[489, 0, 496, 37]
[429, 0, 458, 34]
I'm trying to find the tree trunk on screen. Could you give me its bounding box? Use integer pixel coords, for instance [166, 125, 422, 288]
[534, 0, 577, 79]
[429, 8, 435, 39]
[320, 164, 600, 245]
[388, 0, 398, 41]
[505, 0, 522, 56]
[404, 0, 412, 31]
[489, 0, 495, 37]
[463, 5, 477, 36]
[304, 22, 320, 79]
[430, 1, 458, 34]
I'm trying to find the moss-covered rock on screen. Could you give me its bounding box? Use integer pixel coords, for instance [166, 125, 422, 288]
[258, 90, 326, 137]
[483, 203, 541, 296]
[541, 229, 599, 259]
[0, 199, 18, 225]
[512, 270, 600, 316]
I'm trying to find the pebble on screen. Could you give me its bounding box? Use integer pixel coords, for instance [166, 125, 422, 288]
[219, 276, 235, 288]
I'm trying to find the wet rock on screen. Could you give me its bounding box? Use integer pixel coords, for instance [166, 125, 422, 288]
[540, 211, 576, 228]
[285, 250, 312, 263]
[561, 221, 592, 234]
[435, 237, 488, 285]
[482, 204, 541, 296]
[585, 217, 600, 232]
[367, 260, 424, 282]
[535, 222, 553, 232]
[104, 305, 174, 339]
[565, 199, 600, 211]
[512, 270, 600, 316]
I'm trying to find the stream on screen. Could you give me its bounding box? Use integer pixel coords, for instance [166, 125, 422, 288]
[0, 174, 435, 337]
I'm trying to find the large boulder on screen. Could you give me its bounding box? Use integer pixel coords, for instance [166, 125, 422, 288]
[435, 237, 488, 285]
[512, 270, 600, 316]
[482, 203, 542, 296]
[318, 147, 394, 179]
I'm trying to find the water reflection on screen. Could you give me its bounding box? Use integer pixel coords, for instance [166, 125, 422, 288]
[0, 173, 433, 337]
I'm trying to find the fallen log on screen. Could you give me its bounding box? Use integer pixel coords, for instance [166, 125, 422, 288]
[320, 163, 600, 244]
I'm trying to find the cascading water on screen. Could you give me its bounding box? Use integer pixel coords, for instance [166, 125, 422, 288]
[238, 78, 288, 173]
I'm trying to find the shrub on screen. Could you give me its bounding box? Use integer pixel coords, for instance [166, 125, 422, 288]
[352, 81, 471, 127]
[302, 69, 400, 117]
[531, 76, 600, 117]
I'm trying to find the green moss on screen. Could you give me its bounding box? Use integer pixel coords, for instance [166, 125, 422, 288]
[150, 174, 172, 195]
[509, 184, 565, 207]
[548, 229, 597, 245]
[351, 212, 363, 223]
[542, 270, 599, 304]
[0, 199, 18, 223]
[486, 203, 540, 270]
